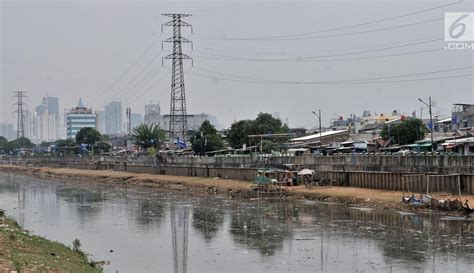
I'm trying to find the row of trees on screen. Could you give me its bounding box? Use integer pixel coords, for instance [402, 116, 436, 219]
[0, 136, 35, 154]
[0, 113, 288, 156]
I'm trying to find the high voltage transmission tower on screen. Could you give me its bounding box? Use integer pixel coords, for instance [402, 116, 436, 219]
[162, 13, 193, 145]
[12, 91, 28, 139]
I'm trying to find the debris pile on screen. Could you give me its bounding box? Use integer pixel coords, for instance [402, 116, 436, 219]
[402, 194, 473, 213]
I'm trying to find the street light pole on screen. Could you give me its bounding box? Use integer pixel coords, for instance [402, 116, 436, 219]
[312, 110, 322, 148]
[418, 97, 434, 153]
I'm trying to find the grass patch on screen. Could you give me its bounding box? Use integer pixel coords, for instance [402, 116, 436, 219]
[0, 212, 102, 273]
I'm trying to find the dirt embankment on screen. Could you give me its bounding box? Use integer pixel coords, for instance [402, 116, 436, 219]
[0, 209, 102, 273]
[1, 165, 472, 214]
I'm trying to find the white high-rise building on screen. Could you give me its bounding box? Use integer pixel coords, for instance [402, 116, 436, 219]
[34, 96, 60, 142]
[105, 101, 122, 135]
[0, 123, 15, 141]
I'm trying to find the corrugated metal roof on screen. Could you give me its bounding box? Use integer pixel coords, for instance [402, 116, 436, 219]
[290, 130, 348, 142]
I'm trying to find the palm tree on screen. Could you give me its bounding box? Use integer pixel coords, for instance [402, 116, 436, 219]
[130, 123, 165, 150]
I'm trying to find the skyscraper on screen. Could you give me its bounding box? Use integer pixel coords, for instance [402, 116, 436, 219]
[131, 113, 143, 130]
[35, 96, 60, 142]
[105, 101, 122, 135]
[95, 110, 106, 134]
[0, 123, 15, 141]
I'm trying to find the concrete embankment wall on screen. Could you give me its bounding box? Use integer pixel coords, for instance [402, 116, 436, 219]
[1, 155, 473, 194]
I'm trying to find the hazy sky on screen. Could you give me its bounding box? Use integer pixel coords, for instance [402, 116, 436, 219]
[1, 0, 473, 129]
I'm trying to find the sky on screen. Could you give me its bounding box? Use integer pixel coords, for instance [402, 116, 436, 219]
[1, 0, 473, 130]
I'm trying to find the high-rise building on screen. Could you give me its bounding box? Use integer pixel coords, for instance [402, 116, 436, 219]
[131, 113, 143, 130]
[0, 123, 15, 141]
[66, 98, 97, 139]
[95, 110, 106, 134]
[105, 101, 122, 135]
[36, 97, 59, 116]
[35, 97, 60, 142]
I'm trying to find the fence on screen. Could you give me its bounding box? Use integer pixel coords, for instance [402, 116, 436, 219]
[1, 155, 474, 194]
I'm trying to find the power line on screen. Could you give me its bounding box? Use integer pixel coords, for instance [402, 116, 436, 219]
[92, 49, 163, 109]
[193, 16, 444, 41]
[197, 34, 443, 56]
[191, 1, 462, 41]
[189, 65, 474, 85]
[88, 34, 163, 106]
[192, 36, 444, 62]
[195, 48, 443, 63]
[189, 70, 473, 85]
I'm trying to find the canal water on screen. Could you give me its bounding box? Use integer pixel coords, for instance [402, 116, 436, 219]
[0, 173, 473, 273]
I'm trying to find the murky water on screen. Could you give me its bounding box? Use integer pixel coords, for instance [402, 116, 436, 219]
[0, 173, 473, 273]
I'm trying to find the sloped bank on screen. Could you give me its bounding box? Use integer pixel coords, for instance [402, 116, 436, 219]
[0, 209, 102, 273]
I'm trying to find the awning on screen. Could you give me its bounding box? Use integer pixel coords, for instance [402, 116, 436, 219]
[443, 143, 459, 149]
[298, 169, 315, 176]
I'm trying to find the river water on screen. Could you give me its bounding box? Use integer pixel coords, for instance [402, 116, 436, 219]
[0, 173, 473, 273]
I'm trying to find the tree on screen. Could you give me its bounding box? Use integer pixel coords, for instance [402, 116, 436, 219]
[130, 123, 165, 150]
[94, 141, 111, 154]
[2, 137, 34, 153]
[0, 136, 7, 150]
[259, 139, 280, 154]
[192, 120, 224, 155]
[380, 118, 428, 145]
[227, 120, 252, 149]
[75, 127, 102, 145]
[227, 113, 289, 149]
[54, 139, 79, 155]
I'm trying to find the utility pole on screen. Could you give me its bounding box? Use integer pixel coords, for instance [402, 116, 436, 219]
[418, 97, 434, 153]
[312, 110, 322, 148]
[162, 13, 193, 148]
[126, 107, 132, 135]
[125, 107, 131, 170]
[12, 91, 27, 139]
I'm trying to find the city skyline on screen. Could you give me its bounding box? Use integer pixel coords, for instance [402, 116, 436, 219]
[2, 1, 472, 130]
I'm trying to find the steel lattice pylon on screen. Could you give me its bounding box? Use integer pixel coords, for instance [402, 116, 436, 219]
[12, 91, 27, 139]
[162, 13, 193, 145]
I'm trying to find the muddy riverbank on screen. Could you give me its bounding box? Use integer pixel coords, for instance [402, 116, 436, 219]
[0, 208, 102, 273]
[1, 165, 472, 215]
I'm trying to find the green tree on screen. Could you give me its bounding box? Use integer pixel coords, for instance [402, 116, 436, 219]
[3, 137, 34, 153]
[130, 123, 165, 150]
[75, 127, 102, 145]
[227, 113, 289, 149]
[227, 120, 252, 149]
[192, 120, 224, 155]
[0, 136, 7, 150]
[94, 141, 111, 154]
[54, 139, 79, 155]
[380, 118, 428, 145]
[260, 139, 280, 154]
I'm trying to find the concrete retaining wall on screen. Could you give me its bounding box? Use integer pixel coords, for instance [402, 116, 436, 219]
[1, 155, 473, 194]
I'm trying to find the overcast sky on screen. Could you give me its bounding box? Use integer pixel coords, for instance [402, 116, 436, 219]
[1, 0, 473, 129]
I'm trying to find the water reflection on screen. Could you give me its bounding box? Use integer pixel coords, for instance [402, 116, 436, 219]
[55, 186, 107, 224]
[171, 205, 190, 273]
[0, 173, 473, 273]
[192, 199, 225, 242]
[133, 198, 165, 228]
[229, 201, 293, 256]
